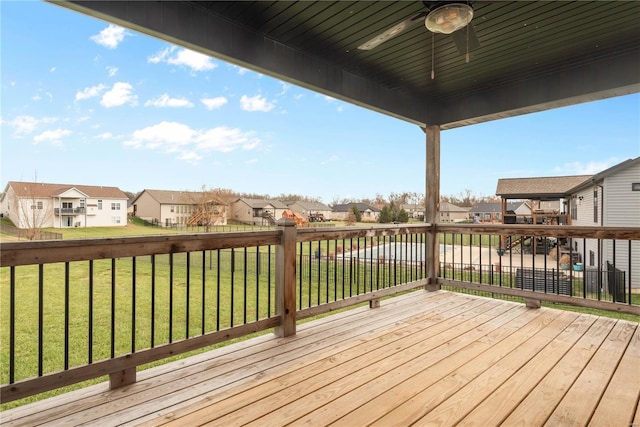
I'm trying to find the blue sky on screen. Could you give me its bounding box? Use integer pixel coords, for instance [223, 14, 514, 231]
[2, 1, 639, 204]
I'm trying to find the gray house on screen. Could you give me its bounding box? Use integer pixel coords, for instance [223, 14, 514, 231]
[231, 198, 288, 226]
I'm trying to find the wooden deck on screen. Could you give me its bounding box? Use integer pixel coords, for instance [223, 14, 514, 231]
[2, 290, 639, 426]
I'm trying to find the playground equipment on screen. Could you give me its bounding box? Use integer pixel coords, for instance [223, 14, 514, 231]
[281, 209, 307, 227]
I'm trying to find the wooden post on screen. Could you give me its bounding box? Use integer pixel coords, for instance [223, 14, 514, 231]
[425, 125, 441, 291]
[275, 218, 297, 337]
[109, 367, 136, 389]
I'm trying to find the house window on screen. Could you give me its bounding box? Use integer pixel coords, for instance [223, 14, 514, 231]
[171, 205, 175, 213]
[37, 201, 43, 209]
[98, 200, 102, 210]
[593, 189, 598, 223]
[111, 202, 121, 210]
[571, 204, 577, 221]
[589, 250, 595, 266]
[112, 216, 121, 224]
[62, 202, 73, 209]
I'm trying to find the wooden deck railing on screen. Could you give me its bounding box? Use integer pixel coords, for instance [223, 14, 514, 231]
[1, 221, 638, 404]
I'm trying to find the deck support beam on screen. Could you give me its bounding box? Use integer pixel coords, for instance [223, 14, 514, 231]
[109, 367, 136, 389]
[425, 125, 441, 291]
[276, 218, 297, 337]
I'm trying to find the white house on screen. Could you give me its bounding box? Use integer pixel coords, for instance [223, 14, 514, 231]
[567, 157, 640, 295]
[329, 203, 380, 222]
[0, 181, 128, 228]
[130, 189, 227, 227]
[231, 198, 289, 226]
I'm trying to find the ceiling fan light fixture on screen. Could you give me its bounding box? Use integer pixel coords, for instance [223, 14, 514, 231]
[425, 3, 473, 35]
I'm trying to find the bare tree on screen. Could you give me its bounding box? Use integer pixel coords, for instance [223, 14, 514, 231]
[15, 180, 52, 240]
[186, 186, 234, 232]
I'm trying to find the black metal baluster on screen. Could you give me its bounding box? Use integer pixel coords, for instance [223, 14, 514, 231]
[9, 267, 15, 383]
[216, 250, 221, 331]
[88, 261, 93, 363]
[243, 247, 248, 324]
[256, 247, 260, 320]
[65, 262, 70, 370]
[169, 253, 173, 343]
[230, 249, 235, 327]
[39, 264, 44, 374]
[151, 254, 156, 348]
[202, 251, 206, 335]
[111, 258, 116, 357]
[132, 257, 136, 353]
[186, 252, 190, 339]
[268, 245, 272, 317]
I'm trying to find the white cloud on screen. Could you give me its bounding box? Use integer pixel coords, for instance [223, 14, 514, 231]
[556, 159, 620, 175]
[106, 66, 118, 77]
[245, 158, 258, 165]
[240, 95, 275, 112]
[201, 96, 228, 110]
[34, 128, 71, 146]
[5, 115, 58, 136]
[144, 93, 194, 108]
[101, 82, 137, 108]
[196, 127, 260, 152]
[90, 25, 127, 49]
[277, 82, 291, 96]
[50, 67, 56, 73]
[124, 121, 260, 162]
[76, 84, 106, 101]
[148, 46, 216, 72]
[94, 132, 114, 139]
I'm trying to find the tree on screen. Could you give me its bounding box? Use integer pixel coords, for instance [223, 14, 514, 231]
[351, 205, 362, 222]
[15, 178, 52, 240]
[186, 186, 234, 232]
[378, 206, 392, 223]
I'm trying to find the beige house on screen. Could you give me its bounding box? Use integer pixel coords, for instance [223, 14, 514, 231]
[329, 203, 379, 222]
[0, 181, 128, 228]
[439, 202, 469, 223]
[231, 198, 288, 226]
[131, 189, 227, 227]
[286, 200, 332, 221]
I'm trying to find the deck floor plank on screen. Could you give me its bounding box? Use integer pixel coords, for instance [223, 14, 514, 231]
[500, 316, 618, 426]
[368, 310, 588, 427]
[546, 320, 637, 426]
[18, 291, 450, 426]
[1, 290, 638, 427]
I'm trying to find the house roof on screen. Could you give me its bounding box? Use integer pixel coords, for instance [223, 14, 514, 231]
[133, 189, 227, 205]
[496, 175, 592, 200]
[288, 200, 332, 211]
[568, 157, 640, 193]
[4, 181, 127, 199]
[332, 203, 379, 213]
[440, 202, 469, 213]
[237, 198, 289, 210]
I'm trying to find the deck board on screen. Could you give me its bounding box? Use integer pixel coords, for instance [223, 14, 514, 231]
[2, 290, 638, 427]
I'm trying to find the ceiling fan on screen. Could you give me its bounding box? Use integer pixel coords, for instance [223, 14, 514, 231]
[358, 2, 480, 76]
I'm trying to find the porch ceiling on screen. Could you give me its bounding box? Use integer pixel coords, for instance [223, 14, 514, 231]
[53, 1, 640, 129]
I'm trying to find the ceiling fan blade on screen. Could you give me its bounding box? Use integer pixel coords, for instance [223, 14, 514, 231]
[451, 25, 480, 55]
[358, 12, 427, 51]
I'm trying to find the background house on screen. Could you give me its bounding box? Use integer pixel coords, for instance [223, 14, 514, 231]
[401, 203, 424, 220]
[439, 202, 469, 223]
[329, 203, 379, 222]
[231, 198, 288, 226]
[285, 200, 332, 222]
[131, 189, 227, 227]
[468, 202, 530, 223]
[0, 181, 128, 228]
